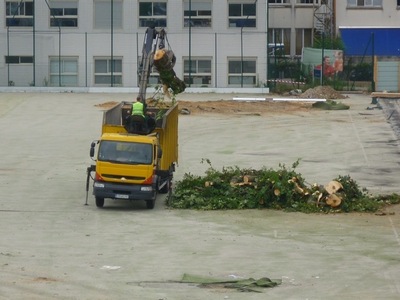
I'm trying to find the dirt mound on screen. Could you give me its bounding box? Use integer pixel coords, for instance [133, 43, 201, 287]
[300, 86, 347, 100]
[177, 100, 312, 115]
[94, 88, 348, 115]
[94, 101, 119, 108]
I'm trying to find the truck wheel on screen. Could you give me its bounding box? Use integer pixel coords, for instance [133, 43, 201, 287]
[95, 197, 104, 208]
[146, 199, 155, 209]
[159, 178, 171, 194]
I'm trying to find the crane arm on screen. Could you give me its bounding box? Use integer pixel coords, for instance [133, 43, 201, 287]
[137, 26, 166, 102]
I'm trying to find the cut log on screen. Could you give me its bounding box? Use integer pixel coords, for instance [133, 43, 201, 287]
[316, 192, 323, 206]
[153, 49, 186, 94]
[230, 176, 242, 187]
[230, 182, 254, 187]
[325, 194, 342, 207]
[243, 175, 256, 183]
[325, 180, 343, 195]
[293, 182, 305, 194]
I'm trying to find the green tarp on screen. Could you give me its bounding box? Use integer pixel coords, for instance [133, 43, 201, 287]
[180, 273, 282, 293]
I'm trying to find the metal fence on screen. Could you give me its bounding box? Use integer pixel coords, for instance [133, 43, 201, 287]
[1, 30, 268, 88]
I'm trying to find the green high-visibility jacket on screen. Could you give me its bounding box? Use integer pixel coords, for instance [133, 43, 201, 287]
[132, 102, 145, 117]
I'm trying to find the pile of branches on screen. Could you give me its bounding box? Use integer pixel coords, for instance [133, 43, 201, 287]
[168, 160, 400, 213]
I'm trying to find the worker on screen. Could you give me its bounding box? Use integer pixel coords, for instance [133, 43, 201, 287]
[132, 96, 146, 118]
[131, 96, 156, 133]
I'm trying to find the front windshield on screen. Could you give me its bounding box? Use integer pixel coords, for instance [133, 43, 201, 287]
[98, 141, 152, 165]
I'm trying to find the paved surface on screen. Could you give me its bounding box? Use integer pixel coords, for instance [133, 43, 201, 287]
[0, 92, 400, 300]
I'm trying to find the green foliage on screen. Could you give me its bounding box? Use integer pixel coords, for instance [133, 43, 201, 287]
[168, 161, 400, 213]
[348, 63, 373, 81]
[153, 85, 177, 105]
[313, 36, 345, 50]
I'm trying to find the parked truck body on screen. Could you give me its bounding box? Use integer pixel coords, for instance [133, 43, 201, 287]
[89, 102, 178, 209]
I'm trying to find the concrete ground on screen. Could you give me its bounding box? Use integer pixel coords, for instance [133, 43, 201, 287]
[0, 91, 400, 300]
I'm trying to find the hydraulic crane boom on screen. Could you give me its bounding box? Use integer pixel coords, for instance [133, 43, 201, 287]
[137, 25, 166, 102]
[137, 25, 185, 102]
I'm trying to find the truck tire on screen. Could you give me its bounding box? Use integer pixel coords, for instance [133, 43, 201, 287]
[146, 199, 155, 209]
[159, 178, 171, 194]
[95, 197, 105, 208]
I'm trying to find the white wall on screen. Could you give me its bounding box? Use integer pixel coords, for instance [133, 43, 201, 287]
[0, 0, 267, 88]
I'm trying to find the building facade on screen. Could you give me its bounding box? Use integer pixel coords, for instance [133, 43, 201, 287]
[267, 0, 332, 58]
[336, 0, 400, 92]
[3, 1, 398, 90]
[0, 0, 268, 88]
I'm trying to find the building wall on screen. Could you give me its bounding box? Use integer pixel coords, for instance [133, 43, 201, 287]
[335, 1, 400, 30]
[334, 1, 400, 92]
[268, 1, 317, 58]
[0, 0, 267, 88]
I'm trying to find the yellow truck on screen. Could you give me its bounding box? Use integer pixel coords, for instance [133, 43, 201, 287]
[85, 25, 184, 209]
[88, 102, 179, 209]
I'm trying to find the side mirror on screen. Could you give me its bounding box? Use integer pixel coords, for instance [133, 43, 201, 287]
[90, 142, 96, 158]
[157, 147, 163, 159]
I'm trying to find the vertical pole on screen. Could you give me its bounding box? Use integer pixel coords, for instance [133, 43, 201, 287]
[241, 26, 243, 87]
[59, 27, 61, 86]
[85, 32, 88, 87]
[274, 30, 277, 90]
[266, 1, 269, 89]
[7, 27, 10, 85]
[136, 32, 138, 87]
[371, 32, 375, 92]
[321, 32, 325, 86]
[33, 0, 36, 86]
[188, 0, 192, 87]
[45, 0, 62, 87]
[111, 0, 114, 87]
[214, 33, 217, 88]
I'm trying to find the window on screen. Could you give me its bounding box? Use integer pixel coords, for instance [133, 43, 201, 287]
[50, 57, 78, 86]
[5, 56, 33, 64]
[268, 28, 291, 56]
[268, 43, 284, 56]
[228, 2, 256, 28]
[296, 0, 318, 4]
[94, 0, 123, 29]
[228, 58, 257, 86]
[295, 28, 312, 56]
[268, 0, 290, 4]
[183, 58, 212, 86]
[49, 1, 78, 27]
[139, 1, 167, 28]
[184, 1, 212, 28]
[347, 0, 382, 7]
[94, 58, 123, 86]
[6, 1, 34, 27]
[98, 141, 153, 165]
[148, 74, 161, 85]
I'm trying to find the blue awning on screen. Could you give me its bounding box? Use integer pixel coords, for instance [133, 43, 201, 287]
[339, 27, 400, 56]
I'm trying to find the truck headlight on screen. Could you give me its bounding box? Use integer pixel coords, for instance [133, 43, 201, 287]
[94, 182, 105, 188]
[141, 186, 153, 192]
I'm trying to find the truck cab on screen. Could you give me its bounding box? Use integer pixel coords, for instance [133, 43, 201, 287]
[91, 134, 163, 209]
